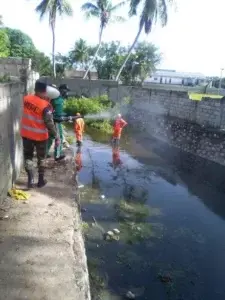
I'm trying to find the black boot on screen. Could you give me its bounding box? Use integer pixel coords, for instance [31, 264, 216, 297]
[27, 170, 34, 189]
[37, 174, 47, 188]
[55, 155, 66, 162]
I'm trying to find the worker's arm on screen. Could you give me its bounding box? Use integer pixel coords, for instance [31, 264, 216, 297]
[121, 119, 128, 128]
[43, 106, 58, 138]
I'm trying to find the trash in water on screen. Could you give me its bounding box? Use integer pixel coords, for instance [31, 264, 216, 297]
[126, 291, 135, 299]
[78, 184, 84, 188]
[81, 207, 87, 213]
[107, 231, 114, 237]
[100, 195, 105, 199]
[113, 228, 120, 235]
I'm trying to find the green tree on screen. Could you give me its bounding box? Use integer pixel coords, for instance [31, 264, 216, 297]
[81, 0, 125, 79]
[32, 50, 52, 76]
[115, 0, 172, 81]
[0, 29, 10, 57]
[69, 38, 90, 69]
[35, 0, 73, 78]
[5, 28, 36, 58]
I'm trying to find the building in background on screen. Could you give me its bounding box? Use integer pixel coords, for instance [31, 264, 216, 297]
[144, 69, 206, 86]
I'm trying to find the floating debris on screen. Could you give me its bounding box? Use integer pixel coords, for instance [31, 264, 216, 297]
[126, 291, 135, 299]
[158, 274, 173, 283]
[113, 228, 120, 235]
[78, 184, 84, 188]
[100, 195, 105, 199]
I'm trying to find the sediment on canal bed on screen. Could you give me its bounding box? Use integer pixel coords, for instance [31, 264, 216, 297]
[0, 148, 91, 300]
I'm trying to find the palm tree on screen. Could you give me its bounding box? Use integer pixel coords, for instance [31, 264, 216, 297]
[115, 0, 173, 81]
[69, 38, 90, 69]
[81, 0, 125, 79]
[35, 0, 73, 77]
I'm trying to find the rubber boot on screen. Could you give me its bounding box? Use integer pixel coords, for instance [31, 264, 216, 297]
[37, 173, 47, 188]
[55, 155, 66, 162]
[76, 141, 82, 147]
[27, 170, 34, 189]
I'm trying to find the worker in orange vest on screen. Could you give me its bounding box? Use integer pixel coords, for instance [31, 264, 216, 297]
[112, 113, 127, 146]
[20, 81, 59, 188]
[74, 113, 85, 147]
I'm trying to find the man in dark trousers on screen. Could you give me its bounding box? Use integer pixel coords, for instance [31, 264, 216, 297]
[20, 81, 59, 188]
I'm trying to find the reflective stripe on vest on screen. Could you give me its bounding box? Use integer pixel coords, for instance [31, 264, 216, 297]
[21, 125, 48, 134]
[22, 113, 45, 124]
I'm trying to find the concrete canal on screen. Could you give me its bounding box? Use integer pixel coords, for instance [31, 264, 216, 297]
[74, 129, 225, 300]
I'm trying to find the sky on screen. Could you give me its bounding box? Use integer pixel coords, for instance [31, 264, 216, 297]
[0, 0, 224, 76]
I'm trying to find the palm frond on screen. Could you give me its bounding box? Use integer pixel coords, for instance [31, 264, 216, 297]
[35, 0, 51, 19]
[81, 2, 99, 11]
[81, 2, 100, 18]
[158, 0, 168, 26]
[58, 1, 73, 16]
[110, 1, 126, 12]
[129, 0, 141, 16]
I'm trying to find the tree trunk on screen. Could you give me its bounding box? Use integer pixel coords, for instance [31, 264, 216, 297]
[83, 27, 103, 80]
[51, 22, 56, 78]
[115, 25, 143, 82]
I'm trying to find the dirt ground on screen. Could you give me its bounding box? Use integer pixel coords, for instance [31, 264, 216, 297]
[0, 149, 90, 300]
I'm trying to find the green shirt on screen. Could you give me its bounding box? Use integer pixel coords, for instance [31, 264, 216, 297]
[51, 96, 66, 118]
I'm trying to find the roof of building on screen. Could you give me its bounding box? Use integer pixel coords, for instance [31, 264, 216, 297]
[152, 70, 206, 79]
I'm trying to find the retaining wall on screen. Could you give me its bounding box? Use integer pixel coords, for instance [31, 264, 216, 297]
[0, 83, 23, 204]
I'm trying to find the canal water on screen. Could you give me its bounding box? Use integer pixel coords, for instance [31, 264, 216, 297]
[73, 129, 225, 300]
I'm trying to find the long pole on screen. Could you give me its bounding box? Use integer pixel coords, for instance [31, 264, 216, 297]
[219, 68, 224, 95]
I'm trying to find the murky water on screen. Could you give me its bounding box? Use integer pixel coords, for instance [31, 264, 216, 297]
[73, 128, 225, 300]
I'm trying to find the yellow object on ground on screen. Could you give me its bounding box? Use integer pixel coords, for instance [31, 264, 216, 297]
[8, 188, 30, 200]
[188, 93, 223, 101]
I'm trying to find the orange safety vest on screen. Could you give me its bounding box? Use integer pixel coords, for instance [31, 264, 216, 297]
[20, 94, 50, 141]
[113, 118, 127, 138]
[74, 118, 85, 133]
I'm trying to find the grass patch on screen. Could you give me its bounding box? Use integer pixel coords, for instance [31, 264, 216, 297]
[115, 200, 150, 221]
[119, 221, 154, 244]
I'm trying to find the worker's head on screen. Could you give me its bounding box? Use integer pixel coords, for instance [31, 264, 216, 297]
[116, 113, 122, 120]
[58, 84, 70, 98]
[34, 81, 47, 99]
[76, 112, 81, 116]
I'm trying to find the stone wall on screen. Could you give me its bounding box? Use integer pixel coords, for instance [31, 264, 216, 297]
[127, 88, 225, 166]
[0, 83, 23, 204]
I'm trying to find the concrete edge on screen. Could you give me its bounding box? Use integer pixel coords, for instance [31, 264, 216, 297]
[67, 153, 91, 300]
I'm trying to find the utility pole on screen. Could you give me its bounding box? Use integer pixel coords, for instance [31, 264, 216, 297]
[218, 67, 224, 95]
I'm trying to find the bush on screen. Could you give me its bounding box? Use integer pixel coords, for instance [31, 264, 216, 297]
[63, 95, 114, 133]
[63, 95, 112, 116]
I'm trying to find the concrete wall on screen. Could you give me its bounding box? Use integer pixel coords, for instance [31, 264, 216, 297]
[0, 83, 23, 204]
[127, 88, 225, 166]
[40, 76, 225, 96]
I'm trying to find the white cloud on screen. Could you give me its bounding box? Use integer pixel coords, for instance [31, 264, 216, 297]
[0, 0, 224, 76]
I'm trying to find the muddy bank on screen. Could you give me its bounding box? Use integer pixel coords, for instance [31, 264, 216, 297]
[0, 149, 90, 300]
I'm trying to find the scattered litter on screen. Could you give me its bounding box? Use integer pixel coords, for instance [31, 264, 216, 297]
[113, 228, 120, 235]
[8, 189, 30, 200]
[107, 230, 114, 237]
[100, 195, 105, 199]
[78, 184, 84, 188]
[126, 291, 136, 299]
[158, 274, 173, 283]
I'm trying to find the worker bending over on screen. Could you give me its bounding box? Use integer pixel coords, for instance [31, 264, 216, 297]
[112, 114, 127, 146]
[20, 81, 59, 188]
[74, 113, 85, 146]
